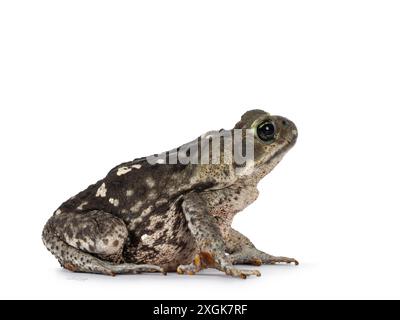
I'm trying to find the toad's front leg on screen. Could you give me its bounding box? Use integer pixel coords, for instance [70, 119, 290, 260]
[225, 228, 299, 266]
[177, 193, 260, 279]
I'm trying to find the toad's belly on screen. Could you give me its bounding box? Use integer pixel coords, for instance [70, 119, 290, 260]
[122, 203, 197, 270]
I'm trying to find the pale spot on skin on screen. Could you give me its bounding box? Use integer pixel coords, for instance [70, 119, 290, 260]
[55, 209, 62, 216]
[130, 201, 143, 213]
[109, 198, 119, 207]
[148, 191, 157, 200]
[129, 217, 143, 231]
[140, 233, 155, 246]
[142, 206, 153, 215]
[128, 206, 154, 230]
[96, 183, 107, 197]
[155, 199, 168, 207]
[141, 234, 149, 241]
[146, 177, 155, 188]
[168, 187, 177, 194]
[117, 166, 132, 176]
[77, 201, 88, 210]
[126, 189, 134, 197]
[156, 159, 165, 164]
[117, 164, 141, 175]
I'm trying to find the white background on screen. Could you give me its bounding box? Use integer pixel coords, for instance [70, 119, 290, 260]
[1, 1, 399, 300]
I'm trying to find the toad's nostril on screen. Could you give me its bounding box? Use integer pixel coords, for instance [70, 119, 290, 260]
[282, 120, 288, 126]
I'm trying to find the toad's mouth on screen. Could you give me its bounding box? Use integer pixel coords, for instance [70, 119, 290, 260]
[264, 137, 296, 166]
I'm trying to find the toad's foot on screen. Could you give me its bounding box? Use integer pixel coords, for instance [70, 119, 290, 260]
[222, 265, 261, 279]
[217, 253, 261, 279]
[177, 253, 261, 279]
[265, 255, 299, 265]
[229, 249, 299, 266]
[177, 263, 200, 276]
[177, 254, 203, 275]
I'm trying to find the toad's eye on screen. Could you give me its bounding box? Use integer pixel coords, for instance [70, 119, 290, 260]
[257, 121, 276, 142]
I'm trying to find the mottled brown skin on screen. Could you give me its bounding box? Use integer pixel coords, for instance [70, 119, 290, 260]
[42, 110, 298, 278]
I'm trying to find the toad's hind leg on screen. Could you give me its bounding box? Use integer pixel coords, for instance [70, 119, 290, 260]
[42, 211, 165, 275]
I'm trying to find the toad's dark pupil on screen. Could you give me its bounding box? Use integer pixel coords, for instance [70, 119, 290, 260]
[257, 122, 275, 141]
